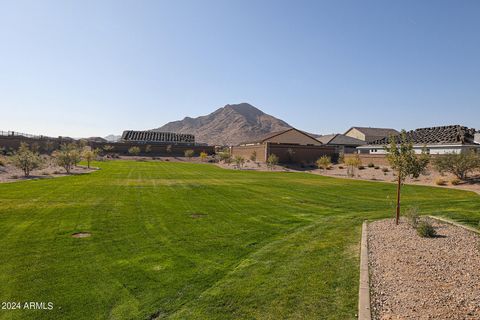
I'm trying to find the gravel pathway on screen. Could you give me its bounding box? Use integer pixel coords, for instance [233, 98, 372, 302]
[368, 218, 480, 320]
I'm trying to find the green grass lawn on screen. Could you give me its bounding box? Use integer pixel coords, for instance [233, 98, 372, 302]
[0, 161, 479, 320]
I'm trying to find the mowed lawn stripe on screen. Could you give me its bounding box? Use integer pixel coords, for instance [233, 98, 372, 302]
[0, 160, 478, 320]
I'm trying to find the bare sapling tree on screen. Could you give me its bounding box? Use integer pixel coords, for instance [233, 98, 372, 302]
[12, 142, 43, 177]
[385, 131, 430, 225]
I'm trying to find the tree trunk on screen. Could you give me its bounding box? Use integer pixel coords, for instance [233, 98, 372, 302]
[396, 174, 401, 225]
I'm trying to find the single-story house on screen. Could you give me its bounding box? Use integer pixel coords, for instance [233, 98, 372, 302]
[316, 134, 365, 154]
[239, 128, 322, 146]
[232, 128, 336, 163]
[344, 127, 399, 143]
[357, 125, 480, 155]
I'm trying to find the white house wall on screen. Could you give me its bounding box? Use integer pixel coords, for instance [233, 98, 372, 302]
[360, 145, 479, 155]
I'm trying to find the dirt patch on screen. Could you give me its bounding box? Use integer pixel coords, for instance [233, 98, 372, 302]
[368, 218, 480, 319]
[0, 155, 97, 183]
[72, 232, 91, 238]
[190, 213, 207, 219]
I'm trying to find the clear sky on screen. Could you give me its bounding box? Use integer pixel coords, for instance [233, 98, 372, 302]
[1, 0, 479, 137]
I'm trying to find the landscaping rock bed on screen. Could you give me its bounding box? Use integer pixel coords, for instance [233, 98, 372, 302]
[368, 218, 480, 319]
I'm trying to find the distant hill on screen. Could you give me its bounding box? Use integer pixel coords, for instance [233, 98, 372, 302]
[153, 103, 293, 145]
[104, 134, 121, 142]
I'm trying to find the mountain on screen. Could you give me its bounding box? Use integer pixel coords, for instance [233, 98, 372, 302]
[153, 103, 292, 146]
[104, 134, 121, 142]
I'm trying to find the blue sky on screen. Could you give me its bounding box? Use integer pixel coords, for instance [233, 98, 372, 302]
[0, 0, 479, 137]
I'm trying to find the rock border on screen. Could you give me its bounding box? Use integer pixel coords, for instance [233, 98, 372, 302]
[358, 221, 371, 320]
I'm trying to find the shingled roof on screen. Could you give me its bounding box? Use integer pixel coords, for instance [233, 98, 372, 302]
[241, 128, 321, 145]
[317, 134, 365, 146]
[346, 127, 399, 137]
[368, 125, 479, 146]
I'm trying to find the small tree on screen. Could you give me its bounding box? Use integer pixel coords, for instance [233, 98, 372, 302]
[267, 154, 279, 170]
[200, 152, 208, 162]
[82, 148, 97, 168]
[345, 154, 362, 177]
[128, 146, 141, 156]
[234, 155, 245, 169]
[184, 149, 195, 159]
[385, 131, 430, 225]
[316, 155, 331, 171]
[54, 143, 81, 174]
[144, 145, 152, 154]
[11, 143, 42, 177]
[433, 150, 480, 180]
[250, 151, 257, 162]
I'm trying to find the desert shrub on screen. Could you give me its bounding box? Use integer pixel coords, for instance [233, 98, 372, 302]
[435, 177, 447, 186]
[53, 143, 81, 174]
[316, 156, 331, 171]
[434, 151, 480, 180]
[128, 146, 141, 156]
[404, 207, 420, 228]
[267, 154, 279, 169]
[358, 165, 365, 170]
[103, 145, 114, 153]
[367, 162, 375, 168]
[234, 155, 245, 169]
[11, 143, 43, 177]
[450, 177, 461, 185]
[250, 151, 257, 162]
[382, 167, 389, 173]
[345, 154, 362, 177]
[374, 166, 380, 170]
[416, 219, 436, 238]
[200, 152, 208, 162]
[218, 151, 231, 163]
[144, 145, 152, 154]
[0, 158, 5, 167]
[184, 149, 195, 159]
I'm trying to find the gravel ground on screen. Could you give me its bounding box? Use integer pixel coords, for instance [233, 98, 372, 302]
[368, 218, 480, 320]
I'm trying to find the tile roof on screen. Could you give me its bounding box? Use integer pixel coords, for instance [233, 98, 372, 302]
[368, 125, 478, 146]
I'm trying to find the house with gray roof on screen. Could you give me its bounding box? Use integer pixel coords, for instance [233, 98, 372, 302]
[344, 126, 399, 143]
[357, 125, 480, 155]
[317, 134, 364, 154]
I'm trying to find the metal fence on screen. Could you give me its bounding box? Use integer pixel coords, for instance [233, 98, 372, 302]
[0, 130, 56, 140]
